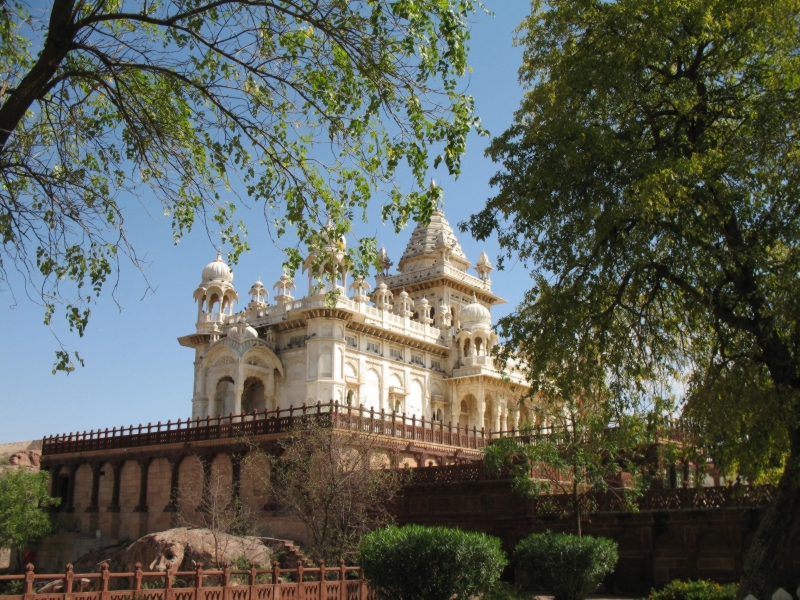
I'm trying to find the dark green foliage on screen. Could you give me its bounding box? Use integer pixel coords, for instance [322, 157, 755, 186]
[646, 580, 738, 600]
[465, 0, 800, 593]
[482, 582, 531, 600]
[514, 532, 617, 600]
[359, 525, 507, 600]
[0, 0, 487, 371]
[0, 470, 60, 570]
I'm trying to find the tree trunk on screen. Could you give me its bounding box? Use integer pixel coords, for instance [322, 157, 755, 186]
[0, 0, 77, 151]
[738, 424, 800, 598]
[573, 483, 582, 538]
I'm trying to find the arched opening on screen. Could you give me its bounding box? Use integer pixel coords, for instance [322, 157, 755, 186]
[214, 376, 234, 417]
[459, 396, 475, 428]
[435, 407, 443, 421]
[475, 337, 483, 356]
[346, 390, 354, 405]
[242, 377, 266, 414]
[208, 293, 220, 313]
[463, 339, 471, 357]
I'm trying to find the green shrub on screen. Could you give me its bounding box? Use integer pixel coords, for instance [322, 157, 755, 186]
[481, 581, 531, 600]
[514, 532, 617, 600]
[646, 580, 738, 600]
[359, 524, 507, 600]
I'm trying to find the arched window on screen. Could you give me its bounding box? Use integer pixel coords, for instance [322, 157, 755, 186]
[214, 376, 234, 417]
[463, 339, 471, 357]
[346, 390, 354, 405]
[242, 377, 266, 414]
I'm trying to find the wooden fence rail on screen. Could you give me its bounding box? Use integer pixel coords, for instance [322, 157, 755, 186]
[0, 562, 373, 600]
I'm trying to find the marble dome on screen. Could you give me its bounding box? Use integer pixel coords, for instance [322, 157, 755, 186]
[459, 294, 492, 330]
[202, 250, 233, 283]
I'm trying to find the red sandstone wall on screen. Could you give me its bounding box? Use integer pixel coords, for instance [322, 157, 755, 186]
[393, 480, 800, 594]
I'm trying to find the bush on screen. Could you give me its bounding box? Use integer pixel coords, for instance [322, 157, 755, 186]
[514, 532, 618, 600]
[359, 525, 507, 600]
[482, 581, 531, 600]
[646, 580, 738, 600]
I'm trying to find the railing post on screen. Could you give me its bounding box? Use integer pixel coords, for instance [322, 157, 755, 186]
[359, 567, 366, 600]
[249, 561, 257, 596]
[165, 564, 174, 600]
[65, 564, 74, 595]
[339, 560, 346, 600]
[23, 563, 34, 600]
[297, 563, 304, 600]
[318, 561, 325, 600]
[133, 563, 143, 592]
[222, 563, 231, 600]
[195, 563, 204, 591]
[100, 562, 110, 600]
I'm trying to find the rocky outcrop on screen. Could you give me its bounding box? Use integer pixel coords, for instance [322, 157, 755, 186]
[260, 539, 313, 569]
[72, 528, 271, 576]
[7, 450, 41, 471]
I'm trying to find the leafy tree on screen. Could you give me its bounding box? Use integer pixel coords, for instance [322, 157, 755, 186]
[484, 390, 652, 537]
[0, 469, 60, 570]
[465, 0, 800, 595]
[514, 532, 618, 600]
[0, 0, 486, 372]
[359, 524, 506, 600]
[268, 418, 404, 564]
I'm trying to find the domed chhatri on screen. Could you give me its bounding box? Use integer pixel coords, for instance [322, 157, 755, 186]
[179, 205, 529, 435]
[202, 249, 234, 283]
[459, 293, 492, 330]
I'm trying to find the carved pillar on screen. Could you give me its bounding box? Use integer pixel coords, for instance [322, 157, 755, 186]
[164, 455, 184, 512]
[230, 453, 242, 502]
[66, 464, 79, 512]
[134, 458, 152, 512]
[107, 461, 124, 512]
[45, 463, 61, 500]
[476, 388, 486, 430]
[198, 453, 216, 510]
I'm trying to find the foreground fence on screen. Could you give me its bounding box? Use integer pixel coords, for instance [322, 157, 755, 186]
[0, 562, 373, 600]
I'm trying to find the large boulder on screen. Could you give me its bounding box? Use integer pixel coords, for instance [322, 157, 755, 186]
[72, 528, 271, 576]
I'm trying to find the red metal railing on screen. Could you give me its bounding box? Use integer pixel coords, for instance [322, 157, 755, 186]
[41, 401, 692, 457]
[41, 402, 492, 457]
[0, 561, 373, 600]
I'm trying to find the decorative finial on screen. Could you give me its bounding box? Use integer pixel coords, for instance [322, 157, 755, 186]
[430, 179, 436, 189]
[216, 247, 222, 260]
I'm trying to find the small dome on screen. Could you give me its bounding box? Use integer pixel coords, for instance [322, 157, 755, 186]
[399, 289, 409, 298]
[321, 216, 347, 251]
[250, 279, 264, 290]
[377, 282, 388, 290]
[418, 297, 429, 306]
[459, 294, 492, 330]
[477, 250, 492, 267]
[202, 249, 233, 283]
[232, 316, 258, 340]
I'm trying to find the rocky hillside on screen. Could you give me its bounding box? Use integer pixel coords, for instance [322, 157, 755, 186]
[0, 440, 42, 474]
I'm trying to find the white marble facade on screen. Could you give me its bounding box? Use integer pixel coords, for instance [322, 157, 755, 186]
[178, 210, 531, 432]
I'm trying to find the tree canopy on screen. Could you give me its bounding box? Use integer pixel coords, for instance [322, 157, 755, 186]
[0, 469, 59, 570]
[0, 0, 486, 371]
[466, 0, 800, 595]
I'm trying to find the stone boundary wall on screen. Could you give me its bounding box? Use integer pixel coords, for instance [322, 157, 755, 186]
[393, 477, 800, 594]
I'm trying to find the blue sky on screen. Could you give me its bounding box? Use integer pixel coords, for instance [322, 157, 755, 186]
[0, 2, 533, 443]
